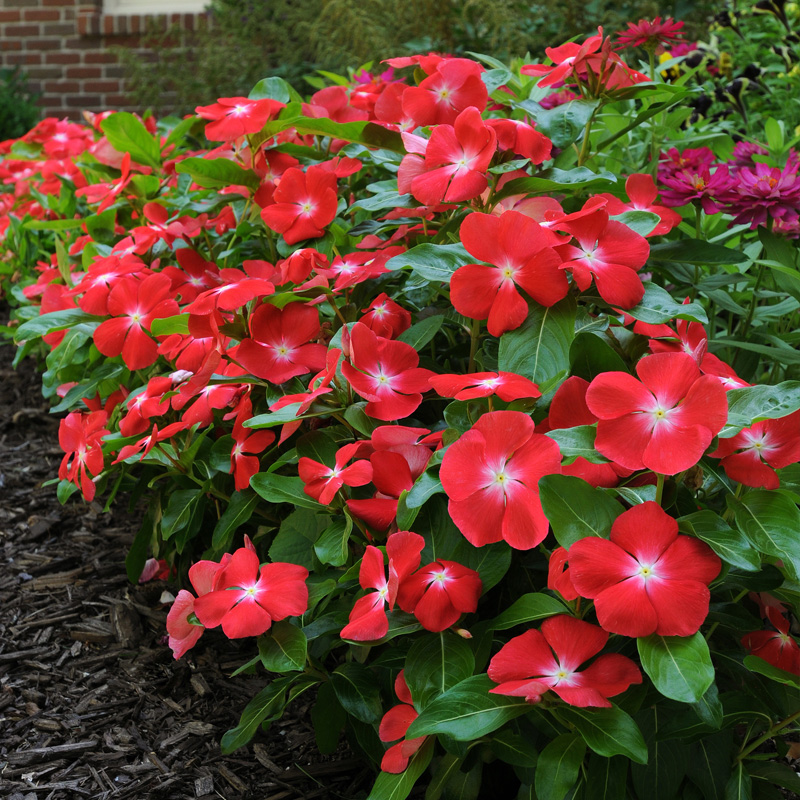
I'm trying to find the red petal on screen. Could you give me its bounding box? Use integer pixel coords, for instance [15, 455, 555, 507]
[221, 598, 273, 638]
[450, 264, 500, 321]
[448, 486, 506, 547]
[379, 704, 418, 743]
[487, 280, 528, 337]
[586, 373, 652, 419]
[636, 353, 700, 409]
[643, 421, 712, 474]
[540, 615, 607, 671]
[568, 537, 639, 598]
[412, 583, 459, 631]
[488, 629, 558, 682]
[594, 579, 658, 637]
[594, 413, 653, 471]
[609, 502, 677, 565]
[579, 653, 642, 698]
[646, 578, 711, 637]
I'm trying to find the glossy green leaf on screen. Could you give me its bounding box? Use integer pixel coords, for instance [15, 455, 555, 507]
[685, 730, 734, 800]
[544, 426, 605, 464]
[612, 210, 660, 237]
[14, 308, 102, 343]
[490, 593, 567, 631]
[404, 632, 476, 708]
[527, 99, 600, 148]
[176, 156, 260, 190]
[161, 489, 201, 540]
[330, 663, 383, 725]
[678, 511, 761, 572]
[258, 620, 307, 673]
[637, 633, 715, 703]
[314, 515, 352, 566]
[725, 762, 752, 800]
[210, 490, 260, 557]
[631, 707, 689, 800]
[648, 240, 749, 265]
[101, 111, 161, 169]
[366, 738, 433, 800]
[494, 168, 616, 199]
[251, 472, 321, 510]
[731, 490, 800, 580]
[743, 656, 800, 688]
[624, 283, 708, 325]
[406, 675, 531, 741]
[150, 313, 190, 337]
[249, 75, 304, 103]
[220, 678, 290, 753]
[499, 296, 576, 398]
[569, 331, 628, 380]
[385, 242, 471, 283]
[558, 705, 647, 764]
[538, 475, 623, 548]
[721, 382, 800, 437]
[534, 734, 585, 800]
[583, 754, 628, 800]
[397, 315, 444, 351]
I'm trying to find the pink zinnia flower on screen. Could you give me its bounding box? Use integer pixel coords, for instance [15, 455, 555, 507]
[617, 17, 685, 51]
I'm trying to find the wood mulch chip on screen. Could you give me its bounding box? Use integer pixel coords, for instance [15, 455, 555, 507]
[0, 306, 369, 799]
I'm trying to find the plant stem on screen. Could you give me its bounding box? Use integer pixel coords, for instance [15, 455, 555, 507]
[655, 473, 665, 506]
[737, 708, 800, 763]
[577, 107, 600, 167]
[468, 318, 480, 373]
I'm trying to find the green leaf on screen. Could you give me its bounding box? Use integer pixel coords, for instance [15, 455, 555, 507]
[725, 762, 753, 800]
[406, 675, 531, 741]
[22, 217, 84, 231]
[210, 490, 260, 557]
[175, 156, 260, 190]
[220, 678, 290, 753]
[544, 426, 605, 464]
[583, 754, 628, 800]
[648, 240, 749, 265]
[490, 593, 567, 631]
[101, 111, 161, 169]
[743, 656, 800, 688]
[731, 490, 800, 580]
[405, 470, 444, 509]
[404, 632, 476, 708]
[258, 620, 307, 673]
[499, 296, 576, 399]
[251, 472, 321, 510]
[494, 168, 616, 200]
[693, 682, 724, 729]
[330, 663, 383, 725]
[527, 99, 600, 148]
[126, 503, 158, 583]
[249, 76, 304, 104]
[612, 210, 660, 237]
[385, 242, 471, 283]
[569, 331, 628, 380]
[559, 705, 647, 764]
[366, 738, 433, 800]
[314, 515, 352, 566]
[14, 308, 102, 343]
[161, 489, 201, 540]
[293, 116, 404, 153]
[721, 382, 800, 437]
[637, 633, 715, 703]
[631, 707, 690, 800]
[748, 762, 800, 793]
[311, 681, 345, 754]
[269, 508, 326, 569]
[686, 730, 734, 800]
[538, 475, 623, 548]
[491, 729, 539, 767]
[625, 283, 708, 325]
[534, 734, 585, 800]
[678, 511, 761, 572]
[397, 315, 444, 351]
[150, 313, 190, 337]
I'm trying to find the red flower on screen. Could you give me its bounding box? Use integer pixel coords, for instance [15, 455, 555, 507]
[439, 410, 561, 550]
[234, 302, 327, 384]
[595, 173, 682, 237]
[568, 502, 721, 637]
[342, 323, 434, 421]
[195, 96, 285, 141]
[585, 352, 728, 475]
[742, 606, 800, 676]
[193, 547, 308, 639]
[450, 209, 567, 336]
[58, 410, 109, 502]
[260, 165, 338, 245]
[230, 398, 276, 491]
[398, 107, 496, 206]
[486, 118, 552, 164]
[360, 293, 411, 339]
[488, 615, 642, 707]
[119, 375, 172, 437]
[710, 412, 800, 490]
[430, 370, 541, 402]
[166, 590, 204, 659]
[547, 547, 578, 601]
[340, 532, 424, 641]
[379, 672, 427, 773]
[299, 442, 373, 505]
[617, 17, 685, 51]
[554, 202, 650, 309]
[93, 273, 180, 370]
[401, 57, 488, 127]
[397, 559, 482, 632]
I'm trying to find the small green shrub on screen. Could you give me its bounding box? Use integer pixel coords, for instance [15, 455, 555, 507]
[0, 68, 39, 142]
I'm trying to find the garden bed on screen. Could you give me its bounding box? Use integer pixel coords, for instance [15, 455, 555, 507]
[0, 306, 365, 800]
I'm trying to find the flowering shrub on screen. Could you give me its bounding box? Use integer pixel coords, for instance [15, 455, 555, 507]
[3, 20, 800, 800]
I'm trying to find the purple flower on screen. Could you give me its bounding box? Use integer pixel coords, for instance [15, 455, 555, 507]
[658, 146, 716, 183]
[724, 160, 800, 229]
[659, 164, 735, 214]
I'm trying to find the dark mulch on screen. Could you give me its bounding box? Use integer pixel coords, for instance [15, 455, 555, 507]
[0, 312, 369, 800]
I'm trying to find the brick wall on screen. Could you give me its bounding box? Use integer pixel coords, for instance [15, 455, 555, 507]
[0, 0, 205, 121]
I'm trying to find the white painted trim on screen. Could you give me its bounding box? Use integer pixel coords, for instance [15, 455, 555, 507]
[103, 0, 208, 15]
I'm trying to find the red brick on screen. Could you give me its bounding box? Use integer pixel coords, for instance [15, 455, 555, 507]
[84, 79, 118, 92]
[5, 24, 41, 36]
[27, 65, 62, 79]
[26, 39, 62, 51]
[1, 39, 24, 51]
[45, 52, 81, 64]
[84, 51, 116, 64]
[44, 80, 80, 92]
[106, 34, 143, 47]
[102, 14, 114, 34]
[104, 93, 130, 106]
[66, 94, 101, 106]
[43, 22, 75, 35]
[0, 11, 23, 23]
[23, 9, 61, 22]
[63, 37, 86, 47]
[5, 52, 40, 65]
[5, 0, 38, 7]
[65, 66, 102, 79]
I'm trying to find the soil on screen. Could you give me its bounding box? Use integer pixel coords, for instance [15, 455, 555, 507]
[0, 305, 369, 800]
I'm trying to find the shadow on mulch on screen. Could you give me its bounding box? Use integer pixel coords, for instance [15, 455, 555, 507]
[0, 313, 371, 799]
